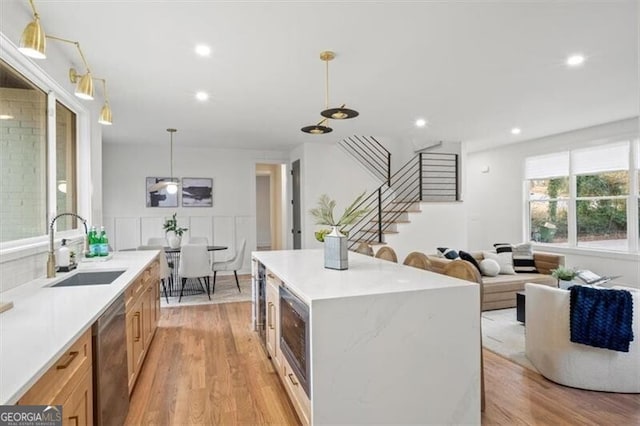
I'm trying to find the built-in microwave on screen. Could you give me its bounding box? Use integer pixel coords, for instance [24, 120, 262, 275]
[279, 285, 310, 397]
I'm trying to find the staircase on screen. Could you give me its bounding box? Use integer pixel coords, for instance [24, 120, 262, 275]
[339, 137, 459, 249]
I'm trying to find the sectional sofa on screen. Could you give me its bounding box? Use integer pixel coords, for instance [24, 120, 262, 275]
[427, 251, 565, 310]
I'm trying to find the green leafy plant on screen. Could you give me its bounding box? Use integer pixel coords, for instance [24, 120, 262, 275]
[551, 265, 577, 281]
[310, 192, 369, 239]
[163, 213, 188, 236]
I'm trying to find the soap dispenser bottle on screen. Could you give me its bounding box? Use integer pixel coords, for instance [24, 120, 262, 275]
[58, 239, 70, 268]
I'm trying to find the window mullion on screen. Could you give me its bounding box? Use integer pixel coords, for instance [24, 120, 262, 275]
[568, 173, 577, 247]
[46, 92, 57, 233]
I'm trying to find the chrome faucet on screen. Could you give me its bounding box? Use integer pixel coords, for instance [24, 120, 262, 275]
[47, 212, 88, 278]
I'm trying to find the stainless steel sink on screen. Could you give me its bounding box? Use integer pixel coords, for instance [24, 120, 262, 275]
[50, 270, 126, 288]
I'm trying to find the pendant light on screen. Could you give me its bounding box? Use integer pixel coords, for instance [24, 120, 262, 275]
[319, 51, 359, 120]
[301, 118, 332, 135]
[149, 129, 179, 193]
[301, 51, 336, 134]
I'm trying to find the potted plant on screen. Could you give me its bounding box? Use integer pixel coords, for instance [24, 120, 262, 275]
[163, 213, 188, 248]
[310, 192, 368, 236]
[551, 265, 577, 289]
[309, 192, 369, 270]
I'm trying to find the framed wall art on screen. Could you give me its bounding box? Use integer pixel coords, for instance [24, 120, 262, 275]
[146, 177, 179, 207]
[182, 177, 213, 207]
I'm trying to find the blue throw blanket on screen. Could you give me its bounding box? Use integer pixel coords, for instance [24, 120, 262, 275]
[569, 286, 634, 352]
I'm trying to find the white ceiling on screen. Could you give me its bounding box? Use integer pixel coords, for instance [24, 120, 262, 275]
[6, 1, 639, 152]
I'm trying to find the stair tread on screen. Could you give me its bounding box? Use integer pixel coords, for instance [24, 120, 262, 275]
[358, 229, 399, 234]
[368, 219, 410, 224]
[382, 209, 421, 213]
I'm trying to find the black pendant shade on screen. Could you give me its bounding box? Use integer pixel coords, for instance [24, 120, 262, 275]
[320, 106, 359, 120]
[301, 123, 333, 134]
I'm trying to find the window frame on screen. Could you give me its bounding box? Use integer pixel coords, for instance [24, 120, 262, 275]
[524, 140, 639, 254]
[0, 33, 91, 251]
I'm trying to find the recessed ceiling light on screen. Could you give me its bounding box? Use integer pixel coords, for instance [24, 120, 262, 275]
[511, 127, 521, 135]
[566, 54, 585, 67]
[0, 114, 14, 120]
[415, 118, 427, 128]
[195, 91, 209, 101]
[195, 44, 211, 57]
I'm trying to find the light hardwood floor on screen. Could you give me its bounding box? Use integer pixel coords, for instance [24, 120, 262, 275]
[126, 302, 640, 425]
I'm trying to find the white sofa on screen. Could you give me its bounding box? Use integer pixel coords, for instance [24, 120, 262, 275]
[525, 283, 640, 393]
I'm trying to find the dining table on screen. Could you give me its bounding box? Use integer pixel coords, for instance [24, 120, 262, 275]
[164, 245, 228, 297]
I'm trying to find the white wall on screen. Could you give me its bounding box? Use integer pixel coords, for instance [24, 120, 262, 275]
[384, 202, 467, 263]
[465, 117, 640, 288]
[102, 143, 287, 272]
[293, 142, 381, 249]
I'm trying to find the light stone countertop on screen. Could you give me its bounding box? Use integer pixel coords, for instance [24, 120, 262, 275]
[252, 249, 475, 303]
[0, 250, 158, 404]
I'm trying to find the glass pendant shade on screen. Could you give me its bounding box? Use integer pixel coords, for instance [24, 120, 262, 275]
[74, 72, 94, 100]
[166, 182, 178, 194]
[98, 102, 112, 125]
[19, 18, 46, 59]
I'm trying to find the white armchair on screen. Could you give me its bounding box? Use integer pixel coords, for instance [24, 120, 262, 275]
[525, 283, 640, 393]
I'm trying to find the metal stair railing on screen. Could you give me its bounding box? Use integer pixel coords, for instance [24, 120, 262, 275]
[344, 152, 460, 249]
[339, 135, 391, 184]
[420, 152, 459, 201]
[344, 155, 421, 249]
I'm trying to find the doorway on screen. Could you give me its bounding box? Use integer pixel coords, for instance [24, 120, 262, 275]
[255, 163, 286, 251]
[291, 159, 301, 249]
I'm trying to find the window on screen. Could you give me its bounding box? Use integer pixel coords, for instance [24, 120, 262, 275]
[0, 60, 48, 241]
[573, 143, 629, 250]
[55, 101, 77, 232]
[0, 59, 78, 242]
[525, 152, 569, 244]
[525, 142, 636, 253]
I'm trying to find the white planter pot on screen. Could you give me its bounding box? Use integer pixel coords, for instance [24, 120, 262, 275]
[168, 233, 182, 249]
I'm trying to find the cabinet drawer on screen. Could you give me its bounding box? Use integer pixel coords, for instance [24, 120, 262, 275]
[266, 270, 281, 287]
[280, 356, 310, 426]
[125, 276, 144, 309]
[19, 329, 92, 405]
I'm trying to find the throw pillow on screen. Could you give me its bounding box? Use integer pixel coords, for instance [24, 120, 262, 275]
[512, 242, 538, 273]
[493, 243, 513, 254]
[437, 247, 459, 260]
[459, 250, 482, 273]
[479, 258, 500, 277]
[482, 250, 516, 275]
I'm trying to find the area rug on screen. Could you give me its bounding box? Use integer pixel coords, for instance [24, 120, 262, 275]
[161, 275, 252, 307]
[481, 308, 538, 372]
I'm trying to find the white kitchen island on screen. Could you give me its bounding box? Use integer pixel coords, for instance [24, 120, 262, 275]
[252, 249, 481, 425]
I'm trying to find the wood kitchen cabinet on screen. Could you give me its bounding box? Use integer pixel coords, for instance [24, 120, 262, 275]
[264, 268, 309, 425]
[125, 257, 160, 394]
[19, 329, 93, 426]
[265, 270, 280, 366]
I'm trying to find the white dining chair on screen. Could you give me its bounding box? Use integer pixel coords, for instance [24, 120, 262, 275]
[185, 236, 208, 245]
[177, 244, 211, 302]
[138, 245, 171, 303]
[147, 237, 167, 246]
[212, 239, 246, 294]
